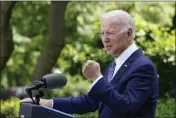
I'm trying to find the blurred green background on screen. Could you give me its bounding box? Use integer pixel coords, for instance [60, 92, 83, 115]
[0, 1, 175, 118]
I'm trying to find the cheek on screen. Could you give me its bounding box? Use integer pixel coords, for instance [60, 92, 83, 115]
[112, 36, 124, 50]
[111, 36, 120, 46]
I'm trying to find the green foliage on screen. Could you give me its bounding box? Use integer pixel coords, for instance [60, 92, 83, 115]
[134, 2, 174, 26]
[1, 97, 20, 117]
[1, 28, 46, 87]
[1, 2, 50, 87]
[11, 1, 50, 37]
[156, 96, 176, 117]
[75, 111, 98, 118]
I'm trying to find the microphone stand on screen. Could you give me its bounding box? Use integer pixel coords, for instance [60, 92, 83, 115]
[34, 89, 44, 105]
[25, 87, 44, 105]
[25, 87, 35, 104]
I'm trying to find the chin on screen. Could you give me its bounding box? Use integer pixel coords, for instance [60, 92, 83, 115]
[107, 51, 114, 56]
[109, 52, 120, 58]
[106, 50, 117, 56]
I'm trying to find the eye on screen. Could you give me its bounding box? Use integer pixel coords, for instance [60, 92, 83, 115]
[107, 32, 115, 35]
[100, 31, 104, 36]
[100, 31, 115, 36]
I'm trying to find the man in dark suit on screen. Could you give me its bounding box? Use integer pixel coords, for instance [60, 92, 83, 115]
[21, 10, 158, 118]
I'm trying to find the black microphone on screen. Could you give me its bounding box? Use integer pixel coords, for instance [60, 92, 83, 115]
[43, 73, 67, 89]
[27, 73, 67, 90]
[25, 73, 67, 105]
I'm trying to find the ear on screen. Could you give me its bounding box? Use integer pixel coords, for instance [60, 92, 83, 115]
[127, 28, 132, 38]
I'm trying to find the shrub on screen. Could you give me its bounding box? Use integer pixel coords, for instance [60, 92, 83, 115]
[1, 97, 20, 117]
[156, 97, 175, 117]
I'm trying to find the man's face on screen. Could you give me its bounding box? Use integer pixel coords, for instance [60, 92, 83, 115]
[101, 18, 128, 57]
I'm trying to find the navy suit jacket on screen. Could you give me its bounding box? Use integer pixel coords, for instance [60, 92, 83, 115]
[53, 49, 158, 118]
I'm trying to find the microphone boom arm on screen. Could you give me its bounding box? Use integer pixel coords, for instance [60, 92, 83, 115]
[25, 79, 46, 105]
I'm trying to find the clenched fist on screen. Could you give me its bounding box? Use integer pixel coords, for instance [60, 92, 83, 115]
[82, 60, 102, 81]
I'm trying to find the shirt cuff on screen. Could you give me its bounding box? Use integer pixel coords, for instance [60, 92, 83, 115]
[50, 99, 54, 108]
[88, 75, 103, 91]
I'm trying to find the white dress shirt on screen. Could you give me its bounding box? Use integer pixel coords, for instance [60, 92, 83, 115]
[89, 43, 138, 90]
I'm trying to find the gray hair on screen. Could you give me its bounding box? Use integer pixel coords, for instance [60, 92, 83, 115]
[102, 10, 136, 39]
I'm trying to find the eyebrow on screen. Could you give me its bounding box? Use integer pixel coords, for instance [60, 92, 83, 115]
[101, 26, 117, 32]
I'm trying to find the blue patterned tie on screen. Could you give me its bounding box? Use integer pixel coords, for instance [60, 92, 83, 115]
[107, 61, 116, 82]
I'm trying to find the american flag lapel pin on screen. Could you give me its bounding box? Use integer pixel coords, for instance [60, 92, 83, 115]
[124, 64, 128, 67]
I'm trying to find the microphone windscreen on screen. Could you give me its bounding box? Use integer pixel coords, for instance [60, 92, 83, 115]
[43, 73, 67, 89]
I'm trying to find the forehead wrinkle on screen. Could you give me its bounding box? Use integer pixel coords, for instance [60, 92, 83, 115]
[101, 18, 120, 32]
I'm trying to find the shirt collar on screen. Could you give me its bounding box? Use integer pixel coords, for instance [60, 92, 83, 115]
[114, 43, 138, 66]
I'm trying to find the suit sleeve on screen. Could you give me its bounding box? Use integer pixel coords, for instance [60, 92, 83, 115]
[52, 94, 98, 114]
[88, 64, 157, 116]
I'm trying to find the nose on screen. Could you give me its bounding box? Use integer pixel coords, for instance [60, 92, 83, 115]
[102, 34, 110, 43]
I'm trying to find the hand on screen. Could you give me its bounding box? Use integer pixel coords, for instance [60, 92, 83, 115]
[82, 60, 102, 81]
[20, 98, 52, 108]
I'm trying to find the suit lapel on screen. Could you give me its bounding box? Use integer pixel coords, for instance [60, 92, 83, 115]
[111, 49, 143, 85]
[99, 49, 143, 113]
[111, 61, 131, 85]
